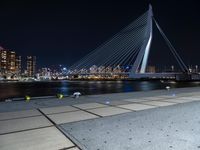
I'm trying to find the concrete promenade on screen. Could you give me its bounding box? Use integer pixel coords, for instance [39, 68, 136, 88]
[0, 87, 200, 149]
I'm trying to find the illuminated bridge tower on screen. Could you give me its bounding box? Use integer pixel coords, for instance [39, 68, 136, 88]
[129, 4, 153, 77]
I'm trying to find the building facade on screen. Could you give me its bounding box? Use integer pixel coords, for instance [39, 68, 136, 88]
[27, 56, 36, 77]
[15, 56, 22, 75]
[0, 48, 7, 74]
[0, 47, 22, 75]
[7, 51, 16, 73]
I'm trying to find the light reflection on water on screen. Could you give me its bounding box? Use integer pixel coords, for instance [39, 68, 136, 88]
[60, 81, 69, 94]
[0, 80, 200, 100]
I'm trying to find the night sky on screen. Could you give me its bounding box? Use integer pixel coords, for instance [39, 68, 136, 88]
[0, 0, 199, 70]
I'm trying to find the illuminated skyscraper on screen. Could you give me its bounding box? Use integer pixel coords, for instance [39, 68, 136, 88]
[15, 55, 21, 75]
[27, 56, 36, 77]
[0, 48, 7, 74]
[0, 46, 22, 76]
[7, 51, 16, 73]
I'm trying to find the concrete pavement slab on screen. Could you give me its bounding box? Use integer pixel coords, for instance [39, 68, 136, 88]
[123, 98, 147, 103]
[0, 109, 41, 121]
[87, 106, 131, 117]
[162, 98, 196, 103]
[178, 96, 200, 101]
[158, 95, 178, 99]
[73, 102, 107, 110]
[101, 100, 133, 106]
[118, 103, 157, 111]
[140, 100, 175, 107]
[143, 96, 167, 100]
[0, 116, 52, 134]
[48, 110, 98, 124]
[0, 126, 74, 150]
[40, 105, 79, 115]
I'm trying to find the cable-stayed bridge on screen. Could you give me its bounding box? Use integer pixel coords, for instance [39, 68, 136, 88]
[68, 5, 189, 79]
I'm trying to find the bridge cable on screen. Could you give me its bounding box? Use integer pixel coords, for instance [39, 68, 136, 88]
[69, 11, 149, 71]
[153, 18, 189, 72]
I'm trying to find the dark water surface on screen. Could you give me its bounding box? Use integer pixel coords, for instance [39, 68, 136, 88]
[0, 80, 200, 100]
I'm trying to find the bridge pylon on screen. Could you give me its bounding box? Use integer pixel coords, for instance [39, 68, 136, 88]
[129, 4, 153, 77]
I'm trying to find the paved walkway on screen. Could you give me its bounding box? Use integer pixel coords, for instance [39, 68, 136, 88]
[1, 87, 200, 149]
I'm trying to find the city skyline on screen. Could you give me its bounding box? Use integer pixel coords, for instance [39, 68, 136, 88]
[0, 43, 199, 75]
[0, 1, 199, 68]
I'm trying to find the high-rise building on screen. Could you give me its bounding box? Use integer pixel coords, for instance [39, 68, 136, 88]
[0, 48, 7, 74]
[15, 56, 21, 75]
[7, 51, 16, 73]
[27, 56, 36, 77]
[0, 46, 22, 76]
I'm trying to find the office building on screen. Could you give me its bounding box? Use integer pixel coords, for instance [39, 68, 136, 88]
[7, 51, 16, 73]
[27, 56, 36, 77]
[0, 47, 7, 74]
[15, 56, 22, 75]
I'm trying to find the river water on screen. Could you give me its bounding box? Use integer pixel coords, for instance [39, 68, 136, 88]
[0, 80, 200, 100]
